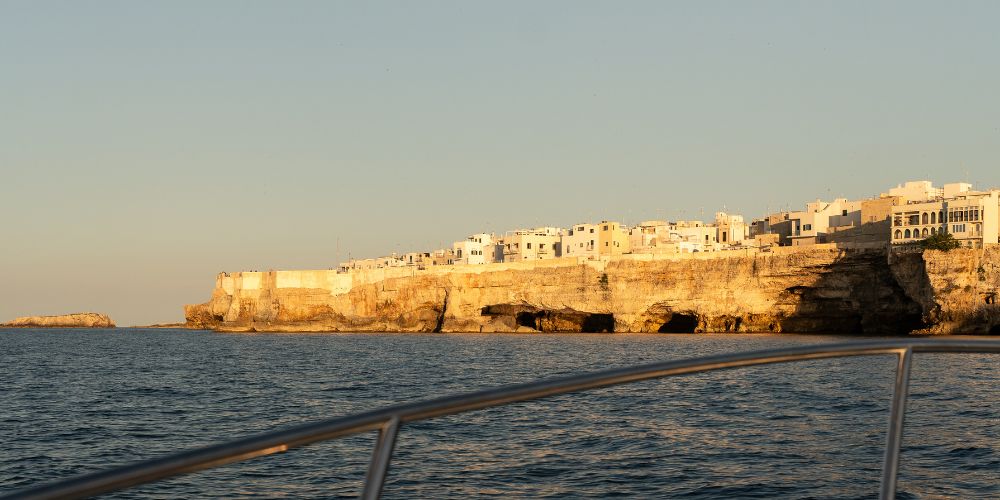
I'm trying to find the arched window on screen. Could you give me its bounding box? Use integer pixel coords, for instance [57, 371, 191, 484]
[904, 229, 911, 238]
[931, 227, 937, 235]
[922, 213, 929, 224]
[931, 212, 936, 224]
[895, 230, 902, 239]
[922, 228, 928, 237]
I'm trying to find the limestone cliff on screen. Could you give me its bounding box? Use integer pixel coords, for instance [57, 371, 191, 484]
[2, 313, 116, 328]
[184, 246, 1000, 334]
[890, 247, 1000, 334]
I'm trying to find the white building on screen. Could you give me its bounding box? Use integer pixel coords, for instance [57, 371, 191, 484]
[339, 254, 407, 272]
[783, 198, 863, 246]
[502, 227, 563, 261]
[668, 220, 718, 250]
[563, 223, 599, 260]
[628, 220, 668, 251]
[453, 233, 502, 265]
[714, 212, 749, 245]
[883, 181, 943, 202]
[891, 184, 1000, 248]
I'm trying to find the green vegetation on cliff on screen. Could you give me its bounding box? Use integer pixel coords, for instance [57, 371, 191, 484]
[920, 233, 961, 251]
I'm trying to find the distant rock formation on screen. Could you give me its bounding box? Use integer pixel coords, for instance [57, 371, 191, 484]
[184, 246, 1000, 335]
[2, 313, 116, 328]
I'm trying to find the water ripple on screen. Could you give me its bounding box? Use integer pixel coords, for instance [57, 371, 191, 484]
[0, 330, 998, 498]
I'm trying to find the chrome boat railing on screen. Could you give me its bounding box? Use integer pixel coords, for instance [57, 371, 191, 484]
[5, 338, 1000, 500]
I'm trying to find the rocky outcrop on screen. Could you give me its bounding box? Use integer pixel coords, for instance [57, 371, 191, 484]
[891, 247, 1000, 334]
[182, 245, 1000, 334]
[2, 313, 116, 328]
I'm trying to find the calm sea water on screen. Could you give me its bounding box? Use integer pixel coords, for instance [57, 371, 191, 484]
[1, 329, 997, 499]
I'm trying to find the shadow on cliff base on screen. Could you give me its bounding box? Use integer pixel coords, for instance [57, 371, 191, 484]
[635, 250, 928, 334]
[780, 249, 925, 335]
[482, 305, 614, 333]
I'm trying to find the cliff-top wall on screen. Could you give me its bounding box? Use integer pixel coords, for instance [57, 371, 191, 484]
[185, 247, 1000, 334]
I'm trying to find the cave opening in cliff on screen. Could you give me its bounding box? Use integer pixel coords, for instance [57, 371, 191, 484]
[658, 313, 698, 333]
[581, 313, 614, 333]
[516, 311, 539, 329]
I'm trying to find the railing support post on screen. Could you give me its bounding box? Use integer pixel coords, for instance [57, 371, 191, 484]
[879, 348, 912, 500]
[361, 416, 401, 500]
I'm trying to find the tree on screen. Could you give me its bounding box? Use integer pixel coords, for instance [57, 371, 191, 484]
[920, 232, 960, 251]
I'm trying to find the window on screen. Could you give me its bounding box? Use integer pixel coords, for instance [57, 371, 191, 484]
[526, 243, 532, 249]
[931, 227, 936, 235]
[922, 228, 928, 237]
[539, 243, 545, 250]
[842, 210, 848, 216]
[922, 213, 928, 225]
[895, 230, 902, 239]
[803, 224, 812, 231]
[904, 229, 911, 238]
[603, 225, 609, 230]
[605, 242, 609, 246]
[931, 212, 936, 224]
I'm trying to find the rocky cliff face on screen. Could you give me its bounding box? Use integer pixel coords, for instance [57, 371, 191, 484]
[184, 246, 1000, 335]
[2, 313, 116, 328]
[891, 247, 1000, 334]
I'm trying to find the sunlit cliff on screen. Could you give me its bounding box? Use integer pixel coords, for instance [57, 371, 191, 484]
[184, 246, 1000, 335]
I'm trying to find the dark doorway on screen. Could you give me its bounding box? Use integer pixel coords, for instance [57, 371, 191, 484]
[659, 313, 698, 333]
[581, 314, 614, 333]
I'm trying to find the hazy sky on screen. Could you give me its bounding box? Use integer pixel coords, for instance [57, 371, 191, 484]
[2, 1, 999, 325]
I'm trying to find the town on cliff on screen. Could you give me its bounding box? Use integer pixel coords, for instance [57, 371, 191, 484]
[337, 180, 999, 272]
[189, 179, 1000, 335]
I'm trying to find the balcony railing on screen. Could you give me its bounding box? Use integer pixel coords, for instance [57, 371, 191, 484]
[4, 339, 1000, 500]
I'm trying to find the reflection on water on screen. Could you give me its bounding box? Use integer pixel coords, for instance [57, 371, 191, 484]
[1, 330, 997, 498]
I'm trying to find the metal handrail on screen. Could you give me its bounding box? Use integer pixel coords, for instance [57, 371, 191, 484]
[5, 338, 1000, 500]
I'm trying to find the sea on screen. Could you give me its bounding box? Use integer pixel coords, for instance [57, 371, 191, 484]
[1, 329, 997, 499]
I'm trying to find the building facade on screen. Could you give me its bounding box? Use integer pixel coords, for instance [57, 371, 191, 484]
[714, 212, 749, 245]
[502, 227, 563, 261]
[562, 223, 599, 260]
[598, 221, 630, 257]
[891, 188, 1000, 248]
[453, 233, 502, 265]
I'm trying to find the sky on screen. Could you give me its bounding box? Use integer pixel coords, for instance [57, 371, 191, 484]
[1, 1, 999, 325]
